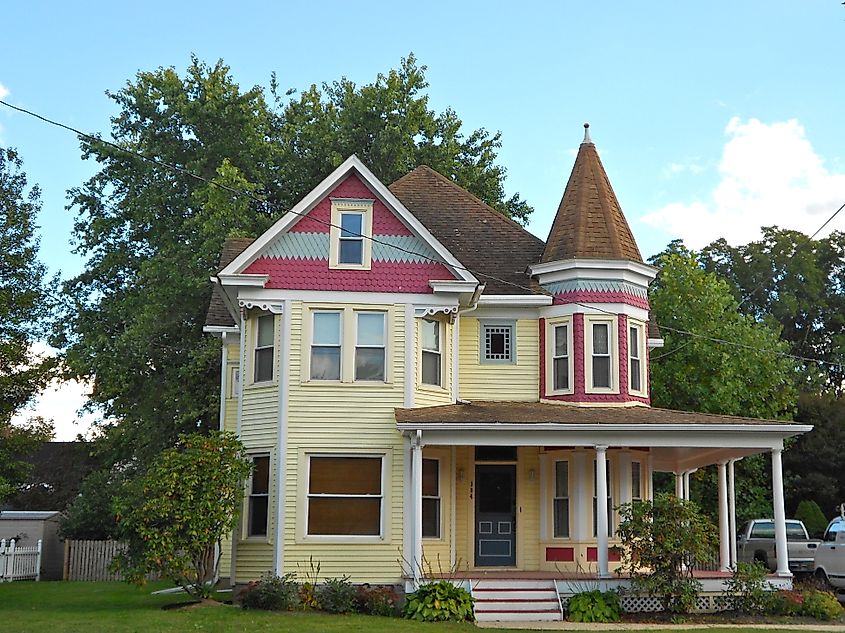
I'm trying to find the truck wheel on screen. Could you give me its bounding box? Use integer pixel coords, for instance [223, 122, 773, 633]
[815, 569, 831, 590]
[753, 550, 769, 568]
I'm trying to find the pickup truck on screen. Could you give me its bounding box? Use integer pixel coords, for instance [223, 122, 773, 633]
[813, 513, 845, 591]
[736, 519, 820, 574]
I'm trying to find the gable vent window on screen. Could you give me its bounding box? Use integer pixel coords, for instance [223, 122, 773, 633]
[254, 315, 275, 383]
[481, 322, 515, 363]
[591, 322, 612, 389]
[338, 212, 364, 265]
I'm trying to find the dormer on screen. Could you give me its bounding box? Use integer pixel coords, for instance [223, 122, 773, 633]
[531, 125, 659, 406]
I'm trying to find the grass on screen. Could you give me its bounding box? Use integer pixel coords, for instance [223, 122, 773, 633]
[0, 581, 840, 633]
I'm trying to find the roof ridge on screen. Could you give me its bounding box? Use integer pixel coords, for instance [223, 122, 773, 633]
[392, 165, 545, 247]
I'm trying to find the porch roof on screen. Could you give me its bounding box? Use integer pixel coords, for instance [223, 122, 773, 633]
[395, 402, 811, 471]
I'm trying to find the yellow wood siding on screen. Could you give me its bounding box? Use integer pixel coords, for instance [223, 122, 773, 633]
[458, 318, 539, 401]
[279, 301, 407, 584]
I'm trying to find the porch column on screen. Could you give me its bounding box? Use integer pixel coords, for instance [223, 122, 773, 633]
[717, 461, 730, 571]
[595, 445, 610, 578]
[728, 459, 738, 568]
[675, 471, 684, 498]
[683, 470, 692, 501]
[572, 450, 588, 541]
[618, 450, 632, 507]
[410, 431, 424, 584]
[771, 447, 791, 577]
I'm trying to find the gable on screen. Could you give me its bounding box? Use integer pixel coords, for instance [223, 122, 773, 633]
[243, 173, 457, 293]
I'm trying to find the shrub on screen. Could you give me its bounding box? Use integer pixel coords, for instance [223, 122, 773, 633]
[770, 589, 803, 616]
[617, 493, 717, 614]
[794, 500, 828, 538]
[356, 584, 400, 616]
[724, 561, 772, 614]
[403, 580, 474, 622]
[801, 589, 844, 621]
[240, 573, 299, 611]
[316, 576, 356, 614]
[566, 590, 621, 623]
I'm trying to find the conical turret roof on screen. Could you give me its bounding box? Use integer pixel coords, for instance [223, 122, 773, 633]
[541, 125, 642, 263]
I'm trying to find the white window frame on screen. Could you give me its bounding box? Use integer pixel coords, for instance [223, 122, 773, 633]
[628, 320, 647, 396]
[479, 320, 516, 364]
[422, 457, 442, 539]
[228, 365, 241, 399]
[419, 318, 444, 389]
[553, 460, 570, 539]
[546, 317, 573, 396]
[585, 316, 619, 394]
[304, 306, 392, 384]
[304, 453, 386, 540]
[329, 199, 373, 270]
[252, 314, 276, 385]
[354, 311, 386, 382]
[245, 452, 271, 540]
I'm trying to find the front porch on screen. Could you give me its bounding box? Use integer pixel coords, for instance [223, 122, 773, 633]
[397, 401, 812, 588]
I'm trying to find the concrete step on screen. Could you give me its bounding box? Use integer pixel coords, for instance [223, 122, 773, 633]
[470, 579, 562, 622]
[474, 589, 559, 601]
[476, 599, 560, 612]
[476, 609, 561, 622]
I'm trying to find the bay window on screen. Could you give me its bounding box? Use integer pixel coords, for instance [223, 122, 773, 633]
[420, 319, 442, 387]
[254, 314, 275, 383]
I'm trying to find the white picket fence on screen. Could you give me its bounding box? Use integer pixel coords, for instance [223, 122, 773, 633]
[0, 539, 42, 582]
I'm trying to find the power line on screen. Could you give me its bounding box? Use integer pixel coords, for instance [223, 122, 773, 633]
[3, 98, 842, 372]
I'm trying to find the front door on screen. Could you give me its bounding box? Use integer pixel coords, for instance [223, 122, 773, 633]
[475, 464, 516, 566]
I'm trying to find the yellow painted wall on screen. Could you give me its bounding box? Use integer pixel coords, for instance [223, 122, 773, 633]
[458, 318, 539, 401]
[279, 301, 407, 584]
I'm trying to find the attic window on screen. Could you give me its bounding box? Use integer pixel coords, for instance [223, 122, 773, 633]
[329, 199, 373, 270]
[481, 321, 515, 363]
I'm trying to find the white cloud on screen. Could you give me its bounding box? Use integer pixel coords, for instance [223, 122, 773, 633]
[641, 117, 845, 249]
[0, 82, 8, 100]
[10, 343, 100, 441]
[664, 161, 705, 177]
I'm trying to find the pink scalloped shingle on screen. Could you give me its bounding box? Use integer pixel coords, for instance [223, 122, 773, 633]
[244, 257, 454, 293]
[552, 290, 649, 310]
[289, 174, 413, 236]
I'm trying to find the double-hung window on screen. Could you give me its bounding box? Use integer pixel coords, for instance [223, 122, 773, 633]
[481, 321, 515, 363]
[592, 322, 611, 389]
[339, 212, 364, 265]
[355, 312, 386, 381]
[307, 456, 383, 536]
[585, 317, 616, 392]
[553, 461, 570, 538]
[421, 319, 442, 387]
[311, 311, 342, 380]
[254, 315, 275, 383]
[422, 458, 441, 538]
[553, 323, 569, 391]
[628, 322, 646, 395]
[248, 455, 270, 537]
[330, 200, 373, 269]
[632, 461, 642, 502]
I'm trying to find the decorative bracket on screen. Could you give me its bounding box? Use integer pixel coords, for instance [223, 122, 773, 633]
[239, 299, 284, 314]
[414, 306, 458, 319]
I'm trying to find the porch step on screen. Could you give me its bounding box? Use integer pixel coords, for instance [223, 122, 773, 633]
[472, 579, 562, 622]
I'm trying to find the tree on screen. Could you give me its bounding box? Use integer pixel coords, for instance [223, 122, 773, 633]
[617, 494, 717, 614]
[0, 147, 56, 500]
[794, 499, 830, 539]
[112, 432, 251, 599]
[6, 441, 96, 511]
[60, 468, 122, 540]
[648, 243, 799, 521]
[59, 54, 530, 524]
[701, 228, 845, 393]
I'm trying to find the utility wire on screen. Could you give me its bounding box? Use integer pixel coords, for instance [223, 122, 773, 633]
[3, 98, 842, 372]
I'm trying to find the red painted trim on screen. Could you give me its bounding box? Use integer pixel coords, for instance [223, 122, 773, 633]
[554, 290, 649, 310]
[244, 257, 453, 292]
[618, 314, 629, 399]
[573, 313, 585, 397]
[545, 547, 574, 562]
[586, 546, 621, 562]
[289, 174, 413, 236]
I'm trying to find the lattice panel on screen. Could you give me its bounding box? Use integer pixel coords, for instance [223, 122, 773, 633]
[561, 593, 730, 614]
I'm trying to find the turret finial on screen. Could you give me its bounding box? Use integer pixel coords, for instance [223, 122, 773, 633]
[583, 122, 592, 144]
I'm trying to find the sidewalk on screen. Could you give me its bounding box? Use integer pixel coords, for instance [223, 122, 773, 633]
[477, 622, 845, 631]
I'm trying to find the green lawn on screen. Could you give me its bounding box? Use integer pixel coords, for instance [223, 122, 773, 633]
[0, 581, 839, 633]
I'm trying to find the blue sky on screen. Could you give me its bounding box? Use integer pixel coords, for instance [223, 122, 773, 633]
[3, 1, 845, 438]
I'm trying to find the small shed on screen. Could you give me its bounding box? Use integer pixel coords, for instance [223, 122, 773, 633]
[0, 511, 63, 580]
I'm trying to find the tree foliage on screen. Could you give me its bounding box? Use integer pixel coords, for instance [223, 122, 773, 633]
[701, 228, 845, 393]
[112, 432, 251, 599]
[6, 440, 96, 511]
[0, 147, 56, 499]
[617, 494, 717, 614]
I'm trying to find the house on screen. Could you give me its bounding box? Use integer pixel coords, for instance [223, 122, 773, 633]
[205, 125, 810, 610]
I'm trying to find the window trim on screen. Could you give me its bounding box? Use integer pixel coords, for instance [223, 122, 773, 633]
[228, 364, 241, 399]
[545, 317, 574, 396]
[628, 320, 647, 397]
[419, 318, 444, 389]
[479, 320, 517, 365]
[310, 309, 343, 381]
[584, 316, 619, 394]
[552, 459, 571, 539]
[354, 311, 386, 382]
[302, 452, 388, 542]
[422, 457, 442, 540]
[631, 461, 642, 502]
[329, 199, 373, 270]
[251, 314, 276, 385]
[303, 305, 392, 385]
[244, 452, 271, 541]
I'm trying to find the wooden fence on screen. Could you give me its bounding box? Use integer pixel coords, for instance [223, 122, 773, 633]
[64, 540, 140, 581]
[0, 539, 42, 582]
